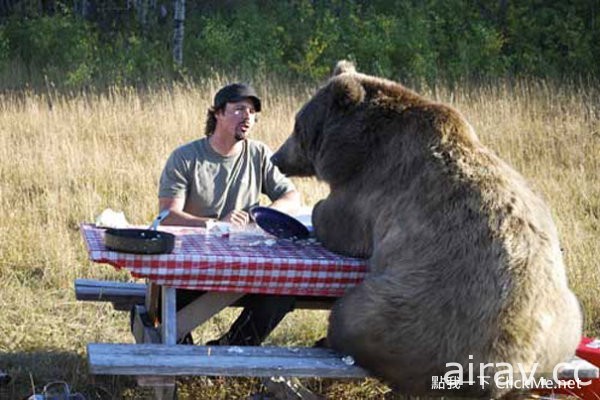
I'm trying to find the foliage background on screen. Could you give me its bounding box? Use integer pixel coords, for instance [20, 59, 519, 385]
[0, 1, 599, 399]
[0, 0, 599, 89]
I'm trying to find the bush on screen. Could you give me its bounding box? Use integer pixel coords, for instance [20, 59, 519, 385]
[0, 0, 597, 89]
[95, 33, 172, 86]
[185, 3, 286, 77]
[4, 12, 97, 86]
[505, 1, 598, 77]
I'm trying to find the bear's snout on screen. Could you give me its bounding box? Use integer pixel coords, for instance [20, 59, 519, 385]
[271, 150, 294, 175]
[271, 138, 316, 177]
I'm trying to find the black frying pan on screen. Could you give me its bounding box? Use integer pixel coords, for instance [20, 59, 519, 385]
[104, 228, 175, 254]
[103, 210, 175, 254]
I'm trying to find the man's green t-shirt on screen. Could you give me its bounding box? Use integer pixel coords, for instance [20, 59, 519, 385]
[158, 137, 295, 219]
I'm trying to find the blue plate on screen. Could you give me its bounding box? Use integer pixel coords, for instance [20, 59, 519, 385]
[250, 207, 310, 240]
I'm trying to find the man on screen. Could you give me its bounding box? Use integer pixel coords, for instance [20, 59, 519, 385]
[158, 83, 301, 345]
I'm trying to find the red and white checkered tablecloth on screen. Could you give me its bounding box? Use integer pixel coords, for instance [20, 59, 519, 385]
[81, 223, 368, 297]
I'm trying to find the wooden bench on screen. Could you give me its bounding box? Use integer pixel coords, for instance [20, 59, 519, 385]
[74, 278, 336, 311]
[87, 343, 598, 399]
[88, 343, 368, 378]
[88, 343, 368, 399]
[87, 343, 598, 379]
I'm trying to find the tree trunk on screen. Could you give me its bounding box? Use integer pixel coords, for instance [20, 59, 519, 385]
[75, 0, 89, 18]
[173, 0, 185, 67]
[136, 0, 148, 28]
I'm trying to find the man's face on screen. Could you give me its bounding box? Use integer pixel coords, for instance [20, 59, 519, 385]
[215, 99, 257, 141]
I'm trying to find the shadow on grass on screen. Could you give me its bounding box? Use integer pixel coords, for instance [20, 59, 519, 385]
[0, 351, 265, 400]
[0, 350, 138, 400]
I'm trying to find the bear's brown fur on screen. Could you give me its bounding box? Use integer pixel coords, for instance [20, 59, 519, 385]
[271, 61, 582, 398]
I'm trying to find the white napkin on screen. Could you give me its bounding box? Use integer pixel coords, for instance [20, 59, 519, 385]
[206, 220, 231, 234]
[95, 208, 129, 228]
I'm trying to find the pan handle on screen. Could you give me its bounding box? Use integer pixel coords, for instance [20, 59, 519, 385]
[149, 209, 171, 230]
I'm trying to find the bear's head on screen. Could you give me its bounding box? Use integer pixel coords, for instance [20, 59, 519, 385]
[272, 60, 478, 187]
[271, 60, 379, 185]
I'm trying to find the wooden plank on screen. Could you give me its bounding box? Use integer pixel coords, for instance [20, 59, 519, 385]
[87, 343, 599, 382]
[75, 279, 336, 310]
[87, 343, 368, 378]
[555, 356, 600, 380]
[75, 279, 146, 298]
[132, 305, 161, 344]
[176, 292, 244, 341]
[74, 278, 146, 310]
[91, 343, 354, 358]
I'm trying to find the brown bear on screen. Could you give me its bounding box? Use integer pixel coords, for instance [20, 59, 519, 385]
[271, 61, 582, 398]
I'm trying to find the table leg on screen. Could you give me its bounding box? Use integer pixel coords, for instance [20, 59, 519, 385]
[131, 304, 161, 344]
[161, 286, 177, 345]
[152, 382, 176, 400]
[137, 376, 176, 400]
[153, 286, 177, 400]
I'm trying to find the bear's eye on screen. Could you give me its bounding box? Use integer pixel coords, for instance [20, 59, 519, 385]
[294, 123, 311, 153]
[295, 121, 308, 139]
[298, 121, 322, 155]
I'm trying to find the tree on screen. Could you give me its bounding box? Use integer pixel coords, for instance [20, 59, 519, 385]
[173, 0, 185, 66]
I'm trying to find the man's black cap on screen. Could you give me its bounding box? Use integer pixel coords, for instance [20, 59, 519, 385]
[213, 83, 261, 112]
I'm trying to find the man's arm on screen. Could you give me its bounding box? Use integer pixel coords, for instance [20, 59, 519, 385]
[159, 198, 257, 227]
[159, 197, 215, 227]
[268, 190, 301, 215]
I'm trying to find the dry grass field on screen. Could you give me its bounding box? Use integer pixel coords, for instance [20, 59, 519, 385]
[0, 76, 598, 399]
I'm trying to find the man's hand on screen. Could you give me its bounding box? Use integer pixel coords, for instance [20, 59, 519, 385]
[222, 209, 250, 226]
[158, 197, 215, 227]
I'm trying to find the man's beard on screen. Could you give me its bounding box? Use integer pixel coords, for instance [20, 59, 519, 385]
[234, 131, 247, 141]
[235, 125, 250, 141]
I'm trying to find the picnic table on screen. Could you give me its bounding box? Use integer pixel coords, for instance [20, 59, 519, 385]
[79, 223, 600, 399]
[79, 223, 369, 399]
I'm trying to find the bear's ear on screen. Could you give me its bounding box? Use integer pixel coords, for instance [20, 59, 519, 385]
[332, 60, 356, 76]
[330, 75, 365, 110]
